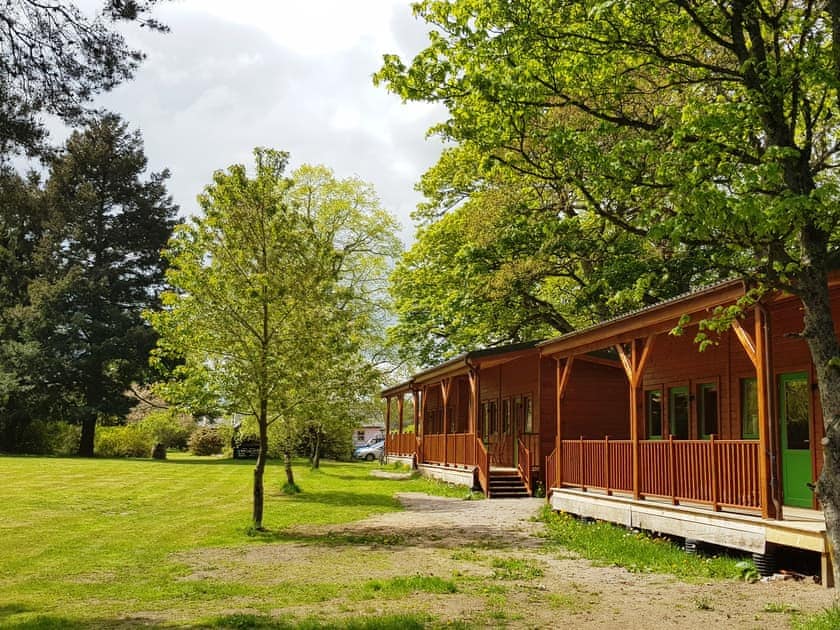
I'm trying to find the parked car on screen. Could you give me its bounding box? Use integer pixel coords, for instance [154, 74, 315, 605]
[353, 439, 384, 461]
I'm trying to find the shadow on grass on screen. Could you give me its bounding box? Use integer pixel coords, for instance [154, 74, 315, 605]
[247, 528, 408, 547]
[160, 458, 254, 466]
[0, 609, 168, 629]
[0, 604, 31, 620]
[276, 490, 399, 509]
[203, 613, 428, 629]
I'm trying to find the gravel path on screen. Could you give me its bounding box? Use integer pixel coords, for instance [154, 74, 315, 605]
[322, 492, 547, 546]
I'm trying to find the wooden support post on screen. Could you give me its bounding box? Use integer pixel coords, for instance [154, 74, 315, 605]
[555, 356, 575, 490]
[616, 335, 656, 502]
[468, 368, 479, 465]
[397, 396, 404, 435]
[441, 378, 452, 466]
[755, 307, 778, 519]
[733, 309, 777, 519]
[384, 395, 391, 441]
[419, 386, 427, 464]
[413, 390, 420, 435]
[822, 552, 835, 588]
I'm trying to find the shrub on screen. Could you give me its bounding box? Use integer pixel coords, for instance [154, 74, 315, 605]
[188, 426, 225, 455]
[139, 410, 195, 450]
[95, 425, 154, 458]
[45, 422, 82, 456]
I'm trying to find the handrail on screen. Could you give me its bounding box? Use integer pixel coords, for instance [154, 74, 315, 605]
[517, 438, 532, 496]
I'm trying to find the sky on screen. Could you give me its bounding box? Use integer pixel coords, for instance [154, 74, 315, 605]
[86, 0, 446, 244]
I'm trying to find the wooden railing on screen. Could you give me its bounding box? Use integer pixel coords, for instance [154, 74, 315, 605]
[517, 438, 532, 496]
[421, 433, 477, 466]
[559, 437, 760, 511]
[545, 448, 558, 498]
[475, 435, 490, 496]
[387, 432, 415, 456]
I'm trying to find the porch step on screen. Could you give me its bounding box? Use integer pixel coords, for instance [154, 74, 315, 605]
[488, 470, 530, 499]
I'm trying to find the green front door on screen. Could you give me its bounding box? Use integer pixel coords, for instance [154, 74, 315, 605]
[779, 372, 813, 508]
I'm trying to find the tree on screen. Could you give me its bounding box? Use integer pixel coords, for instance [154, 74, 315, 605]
[0, 0, 168, 157]
[0, 167, 50, 451]
[392, 144, 717, 365]
[378, 0, 840, 579]
[33, 113, 176, 456]
[150, 150, 399, 529]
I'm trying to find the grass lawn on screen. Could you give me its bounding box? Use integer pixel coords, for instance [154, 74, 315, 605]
[1, 454, 834, 629]
[0, 454, 468, 629]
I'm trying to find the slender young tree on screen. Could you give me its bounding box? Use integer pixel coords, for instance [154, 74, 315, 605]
[151, 150, 399, 529]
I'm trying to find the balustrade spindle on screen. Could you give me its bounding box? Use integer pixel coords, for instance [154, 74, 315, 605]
[668, 436, 676, 505]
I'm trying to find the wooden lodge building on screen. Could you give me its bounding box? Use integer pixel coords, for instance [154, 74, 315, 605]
[383, 277, 840, 584]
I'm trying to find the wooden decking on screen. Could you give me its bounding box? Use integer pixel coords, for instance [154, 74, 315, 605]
[550, 487, 831, 585]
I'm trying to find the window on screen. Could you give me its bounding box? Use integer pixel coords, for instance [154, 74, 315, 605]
[697, 383, 718, 438]
[669, 386, 690, 439]
[502, 398, 511, 435]
[741, 378, 758, 439]
[524, 396, 534, 433]
[356, 430, 365, 442]
[646, 390, 662, 439]
[481, 400, 497, 440]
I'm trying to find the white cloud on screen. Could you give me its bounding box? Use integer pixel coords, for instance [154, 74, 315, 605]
[85, 1, 446, 245]
[177, 0, 399, 56]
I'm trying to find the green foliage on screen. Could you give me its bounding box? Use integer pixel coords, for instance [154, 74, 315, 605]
[94, 424, 154, 458]
[735, 560, 759, 583]
[540, 507, 746, 580]
[489, 557, 544, 581]
[0, 1, 167, 158]
[389, 151, 713, 364]
[763, 602, 799, 614]
[138, 409, 195, 450]
[0, 114, 178, 457]
[282, 481, 301, 495]
[149, 149, 400, 527]
[188, 427, 225, 456]
[361, 575, 457, 597]
[793, 603, 840, 630]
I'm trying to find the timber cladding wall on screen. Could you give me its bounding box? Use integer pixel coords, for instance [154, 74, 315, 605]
[563, 359, 629, 440]
[478, 355, 540, 401]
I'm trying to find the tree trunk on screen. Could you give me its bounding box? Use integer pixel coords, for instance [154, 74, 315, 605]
[78, 414, 96, 457]
[252, 399, 269, 530]
[798, 228, 840, 585]
[284, 449, 296, 486]
[312, 432, 321, 469]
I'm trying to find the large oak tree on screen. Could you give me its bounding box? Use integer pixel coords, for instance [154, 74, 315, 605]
[377, 0, 840, 578]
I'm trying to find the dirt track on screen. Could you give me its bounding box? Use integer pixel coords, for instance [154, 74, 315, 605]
[178, 492, 838, 628]
[306, 492, 838, 628]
